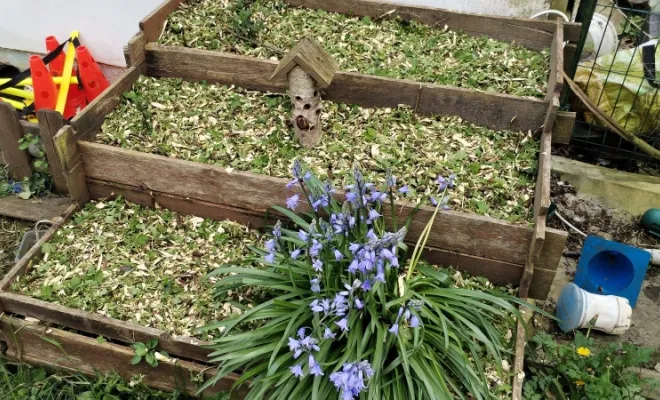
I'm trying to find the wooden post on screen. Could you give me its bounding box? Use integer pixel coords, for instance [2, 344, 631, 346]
[37, 110, 68, 193]
[0, 102, 32, 180]
[53, 125, 90, 206]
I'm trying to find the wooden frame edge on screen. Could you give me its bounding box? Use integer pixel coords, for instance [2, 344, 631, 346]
[145, 44, 549, 133]
[0, 315, 245, 398]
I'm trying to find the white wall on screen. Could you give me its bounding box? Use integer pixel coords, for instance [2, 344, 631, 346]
[0, 0, 163, 68]
[383, 0, 550, 17]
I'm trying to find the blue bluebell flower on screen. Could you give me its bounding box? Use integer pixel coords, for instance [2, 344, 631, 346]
[430, 196, 438, 207]
[367, 209, 381, 224]
[286, 194, 300, 211]
[286, 178, 299, 189]
[312, 259, 323, 272]
[347, 259, 359, 273]
[348, 243, 361, 254]
[410, 315, 420, 328]
[354, 298, 364, 310]
[388, 323, 399, 335]
[436, 175, 447, 191]
[370, 191, 386, 204]
[265, 239, 277, 253]
[304, 171, 312, 181]
[332, 294, 349, 316]
[366, 229, 378, 241]
[335, 317, 349, 332]
[309, 354, 324, 376]
[310, 278, 321, 293]
[264, 252, 276, 263]
[273, 221, 282, 240]
[290, 248, 302, 260]
[333, 249, 344, 261]
[310, 299, 331, 314]
[398, 185, 409, 194]
[330, 361, 374, 399]
[310, 240, 323, 257]
[298, 230, 308, 241]
[346, 191, 358, 204]
[290, 364, 304, 378]
[323, 327, 336, 339]
[448, 173, 456, 188]
[361, 279, 372, 292]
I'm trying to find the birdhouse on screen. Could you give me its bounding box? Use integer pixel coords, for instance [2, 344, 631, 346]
[270, 38, 338, 148]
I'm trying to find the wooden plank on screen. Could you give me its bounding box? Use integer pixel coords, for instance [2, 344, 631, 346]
[140, 0, 186, 42]
[53, 126, 90, 206]
[535, 97, 559, 219]
[511, 304, 534, 400]
[37, 110, 68, 193]
[417, 84, 547, 133]
[0, 316, 244, 398]
[0, 204, 76, 291]
[0, 102, 32, 180]
[270, 38, 339, 88]
[0, 196, 71, 223]
[89, 179, 554, 299]
[283, 0, 581, 49]
[0, 293, 213, 364]
[70, 63, 145, 141]
[146, 44, 548, 132]
[124, 31, 148, 67]
[20, 120, 40, 136]
[546, 21, 564, 102]
[553, 110, 576, 144]
[422, 247, 555, 300]
[79, 142, 568, 272]
[88, 179, 277, 229]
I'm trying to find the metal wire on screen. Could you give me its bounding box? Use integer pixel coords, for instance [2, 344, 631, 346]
[564, 2, 660, 167]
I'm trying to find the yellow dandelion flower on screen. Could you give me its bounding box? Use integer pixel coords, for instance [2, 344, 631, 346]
[576, 347, 591, 357]
[575, 379, 585, 386]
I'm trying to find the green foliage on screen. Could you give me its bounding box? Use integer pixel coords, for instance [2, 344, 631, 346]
[0, 357, 228, 399]
[524, 331, 656, 400]
[131, 338, 165, 367]
[202, 165, 535, 399]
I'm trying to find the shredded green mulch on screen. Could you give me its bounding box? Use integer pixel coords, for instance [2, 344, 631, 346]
[98, 77, 538, 222]
[12, 198, 264, 340]
[0, 217, 30, 277]
[159, 0, 550, 98]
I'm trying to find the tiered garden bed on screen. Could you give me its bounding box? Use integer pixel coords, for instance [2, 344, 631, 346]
[0, 0, 576, 398]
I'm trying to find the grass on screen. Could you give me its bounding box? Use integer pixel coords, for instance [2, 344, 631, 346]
[98, 77, 539, 222]
[160, 0, 550, 98]
[0, 357, 227, 399]
[12, 197, 264, 340]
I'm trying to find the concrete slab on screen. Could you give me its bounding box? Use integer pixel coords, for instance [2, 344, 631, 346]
[552, 156, 660, 216]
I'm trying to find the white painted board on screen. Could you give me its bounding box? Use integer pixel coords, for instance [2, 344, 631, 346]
[0, 0, 163, 68]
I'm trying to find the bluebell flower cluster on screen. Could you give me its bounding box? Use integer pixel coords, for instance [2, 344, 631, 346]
[276, 162, 455, 397]
[329, 361, 375, 399]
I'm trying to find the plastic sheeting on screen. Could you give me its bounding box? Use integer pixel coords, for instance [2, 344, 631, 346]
[575, 40, 660, 136]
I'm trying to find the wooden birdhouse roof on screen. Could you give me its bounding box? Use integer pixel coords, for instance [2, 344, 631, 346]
[269, 38, 338, 88]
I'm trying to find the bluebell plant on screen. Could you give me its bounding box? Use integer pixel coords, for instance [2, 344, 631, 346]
[201, 161, 528, 399]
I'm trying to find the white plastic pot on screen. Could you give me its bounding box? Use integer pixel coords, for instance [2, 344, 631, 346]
[582, 13, 619, 61]
[556, 283, 632, 335]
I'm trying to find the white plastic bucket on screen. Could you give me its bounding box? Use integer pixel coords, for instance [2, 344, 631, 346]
[582, 13, 619, 61]
[556, 283, 632, 335]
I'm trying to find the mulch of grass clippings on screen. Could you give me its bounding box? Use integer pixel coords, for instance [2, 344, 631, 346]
[11, 197, 265, 340]
[159, 0, 550, 98]
[0, 217, 31, 277]
[98, 77, 538, 222]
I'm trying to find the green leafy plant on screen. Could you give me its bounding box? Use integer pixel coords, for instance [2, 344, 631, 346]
[201, 162, 534, 399]
[0, 357, 228, 399]
[524, 331, 655, 400]
[131, 338, 166, 367]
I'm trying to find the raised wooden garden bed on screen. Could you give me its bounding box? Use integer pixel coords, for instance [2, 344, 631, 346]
[0, 0, 575, 398]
